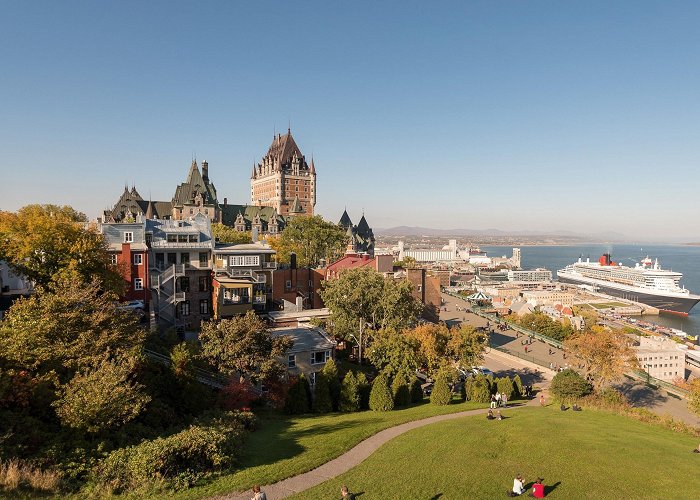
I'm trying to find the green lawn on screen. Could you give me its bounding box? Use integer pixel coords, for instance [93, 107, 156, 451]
[173, 398, 487, 499]
[291, 406, 700, 500]
[589, 302, 628, 309]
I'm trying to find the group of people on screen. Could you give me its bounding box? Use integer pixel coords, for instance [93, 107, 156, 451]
[487, 408, 504, 420]
[251, 484, 356, 499]
[490, 392, 509, 408]
[510, 475, 546, 498]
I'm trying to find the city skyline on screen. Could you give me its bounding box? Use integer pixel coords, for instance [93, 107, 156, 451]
[2, 1, 700, 241]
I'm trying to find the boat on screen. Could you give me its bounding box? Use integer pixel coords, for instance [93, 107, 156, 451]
[557, 253, 700, 315]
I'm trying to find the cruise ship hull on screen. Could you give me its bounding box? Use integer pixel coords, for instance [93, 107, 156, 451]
[557, 274, 700, 315]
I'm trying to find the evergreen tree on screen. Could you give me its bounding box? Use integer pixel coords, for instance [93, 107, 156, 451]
[430, 375, 452, 406]
[512, 374, 524, 398]
[284, 374, 311, 414]
[469, 375, 492, 403]
[339, 371, 361, 412]
[322, 358, 342, 411]
[459, 380, 467, 402]
[312, 372, 333, 413]
[496, 376, 514, 400]
[550, 369, 593, 403]
[369, 374, 394, 411]
[409, 376, 424, 404]
[357, 372, 371, 410]
[392, 375, 410, 407]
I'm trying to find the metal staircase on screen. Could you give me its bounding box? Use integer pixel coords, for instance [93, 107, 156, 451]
[150, 264, 187, 329]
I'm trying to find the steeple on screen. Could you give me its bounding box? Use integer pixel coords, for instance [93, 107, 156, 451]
[251, 162, 257, 180]
[339, 209, 352, 229]
[310, 156, 316, 175]
[145, 200, 155, 219]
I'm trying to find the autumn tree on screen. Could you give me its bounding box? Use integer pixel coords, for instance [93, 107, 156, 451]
[405, 323, 451, 376]
[0, 204, 122, 292]
[366, 329, 420, 382]
[320, 267, 422, 342]
[688, 378, 700, 417]
[269, 215, 348, 267]
[211, 223, 253, 244]
[199, 311, 292, 385]
[446, 324, 489, 369]
[564, 326, 638, 391]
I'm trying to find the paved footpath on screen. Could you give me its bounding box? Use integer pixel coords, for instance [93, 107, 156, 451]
[215, 400, 538, 500]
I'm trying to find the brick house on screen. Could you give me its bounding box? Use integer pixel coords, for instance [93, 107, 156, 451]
[100, 221, 151, 305]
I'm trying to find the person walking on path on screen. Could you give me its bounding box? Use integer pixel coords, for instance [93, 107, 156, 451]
[490, 394, 497, 409]
[496, 392, 502, 407]
[251, 485, 267, 500]
[502, 393, 508, 408]
[540, 393, 545, 406]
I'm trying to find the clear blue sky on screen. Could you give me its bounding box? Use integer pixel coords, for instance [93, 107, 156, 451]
[2, 1, 699, 241]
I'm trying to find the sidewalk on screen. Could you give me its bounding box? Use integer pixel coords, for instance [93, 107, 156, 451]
[214, 402, 536, 500]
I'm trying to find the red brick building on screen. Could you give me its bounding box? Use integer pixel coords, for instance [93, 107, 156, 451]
[99, 222, 150, 304]
[272, 267, 325, 310]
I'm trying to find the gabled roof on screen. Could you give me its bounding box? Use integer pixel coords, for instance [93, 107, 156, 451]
[262, 130, 311, 173]
[172, 160, 218, 208]
[326, 254, 376, 274]
[220, 204, 285, 227]
[289, 196, 304, 214]
[339, 209, 352, 229]
[356, 214, 372, 235]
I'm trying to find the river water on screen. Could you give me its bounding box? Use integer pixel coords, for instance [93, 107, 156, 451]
[482, 244, 700, 336]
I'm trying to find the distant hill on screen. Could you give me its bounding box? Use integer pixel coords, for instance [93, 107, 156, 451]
[375, 226, 627, 241]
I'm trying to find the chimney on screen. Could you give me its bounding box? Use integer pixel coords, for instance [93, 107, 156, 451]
[290, 252, 297, 270]
[295, 297, 303, 312]
[251, 227, 259, 242]
[223, 197, 228, 207]
[202, 160, 209, 181]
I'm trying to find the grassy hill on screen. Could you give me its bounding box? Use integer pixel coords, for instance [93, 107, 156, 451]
[291, 406, 700, 499]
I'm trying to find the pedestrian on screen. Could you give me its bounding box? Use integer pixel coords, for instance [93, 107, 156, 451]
[539, 393, 545, 406]
[502, 393, 508, 408]
[340, 485, 356, 499]
[496, 392, 502, 407]
[251, 485, 267, 500]
[490, 394, 497, 408]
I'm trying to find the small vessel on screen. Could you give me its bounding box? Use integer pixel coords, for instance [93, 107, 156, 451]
[557, 253, 700, 315]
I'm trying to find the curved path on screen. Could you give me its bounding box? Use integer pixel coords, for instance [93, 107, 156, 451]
[215, 400, 538, 500]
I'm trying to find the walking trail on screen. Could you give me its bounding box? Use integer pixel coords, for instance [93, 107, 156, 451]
[214, 398, 541, 500]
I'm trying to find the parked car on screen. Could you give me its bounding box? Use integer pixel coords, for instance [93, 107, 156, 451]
[116, 300, 145, 316]
[471, 366, 494, 378]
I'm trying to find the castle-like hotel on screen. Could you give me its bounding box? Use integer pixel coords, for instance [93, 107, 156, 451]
[103, 129, 317, 234]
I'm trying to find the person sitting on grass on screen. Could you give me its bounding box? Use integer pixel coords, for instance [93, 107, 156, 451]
[497, 410, 503, 420]
[572, 404, 582, 412]
[530, 478, 545, 498]
[487, 409, 495, 420]
[341, 485, 356, 499]
[251, 485, 267, 500]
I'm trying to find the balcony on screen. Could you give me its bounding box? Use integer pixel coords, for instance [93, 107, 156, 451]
[262, 261, 277, 270]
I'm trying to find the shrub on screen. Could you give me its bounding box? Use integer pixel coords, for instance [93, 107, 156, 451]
[369, 375, 394, 411]
[356, 372, 371, 410]
[0, 460, 61, 493]
[284, 375, 311, 415]
[409, 377, 424, 403]
[94, 414, 248, 493]
[312, 373, 333, 413]
[468, 375, 491, 403]
[512, 374, 524, 398]
[459, 381, 467, 401]
[321, 359, 342, 411]
[550, 369, 593, 403]
[392, 376, 410, 407]
[496, 376, 514, 400]
[430, 375, 452, 406]
[339, 371, 360, 412]
[219, 378, 259, 411]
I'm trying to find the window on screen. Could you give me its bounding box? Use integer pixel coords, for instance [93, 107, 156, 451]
[199, 276, 209, 292]
[308, 372, 317, 386]
[199, 252, 208, 265]
[181, 252, 190, 265]
[199, 299, 209, 315]
[189, 234, 198, 243]
[167, 253, 177, 265]
[189, 208, 193, 214]
[285, 280, 292, 290]
[311, 351, 330, 365]
[109, 254, 118, 265]
[167, 234, 177, 242]
[134, 278, 143, 290]
[178, 235, 188, 243]
[288, 354, 296, 368]
[124, 232, 134, 243]
[133, 254, 143, 265]
[228, 255, 260, 267]
[180, 301, 190, 316]
[223, 287, 250, 304]
[178, 277, 190, 292]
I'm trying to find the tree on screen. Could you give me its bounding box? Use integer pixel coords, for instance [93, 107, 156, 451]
[366, 329, 420, 382]
[496, 376, 514, 400]
[199, 311, 292, 384]
[170, 342, 198, 380]
[0, 275, 144, 379]
[430, 375, 452, 406]
[687, 378, 700, 417]
[516, 312, 574, 341]
[312, 372, 333, 413]
[269, 215, 348, 267]
[549, 369, 593, 403]
[391, 375, 410, 407]
[369, 374, 394, 411]
[356, 372, 371, 409]
[446, 324, 488, 369]
[321, 358, 341, 411]
[319, 267, 422, 342]
[284, 374, 311, 414]
[53, 356, 150, 433]
[0, 204, 122, 292]
[405, 323, 450, 376]
[210, 223, 252, 244]
[512, 374, 524, 398]
[339, 371, 361, 412]
[468, 375, 491, 403]
[564, 326, 638, 391]
[409, 377, 423, 403]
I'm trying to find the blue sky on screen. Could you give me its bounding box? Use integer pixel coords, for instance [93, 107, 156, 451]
[2, 1, 699, 241]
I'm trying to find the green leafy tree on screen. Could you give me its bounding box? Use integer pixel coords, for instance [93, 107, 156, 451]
[284, 374, 311, 414]
[430, 375, 452, 406]
[550, 369, 593, 403]
[409, 377, 423, 403]
[366, 329, 420, 382]
[312, 372, 333, 413]
[468, 375, 492, 403]
[53, 356, 150, 433]
[496, 376, 514, 400]
[391, 375, 410, 407]
[515, 312, 574, 341]
[356, 372, 371, 409]
[321, 358, 341, 411]
[512, 374, 524, 398]
[269, 215, 348, 267]
[210, 223, 253, 244]
[199, 311, 292, 384]
[170, 342, 198, 380]
[339, 371, 361, 412]
[369, 374, 394, 411]
[0, 204, 122, 292]
[405, 323, 451, 376]
[447, 324, 489, 369]
[319, 267, 422, 341]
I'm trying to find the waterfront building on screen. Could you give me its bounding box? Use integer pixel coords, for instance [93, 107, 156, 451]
[635, 336, 686, 382]
[251, 129, 316, 216]
[508, 268, 552, 282]
[522, 289, 575, 308]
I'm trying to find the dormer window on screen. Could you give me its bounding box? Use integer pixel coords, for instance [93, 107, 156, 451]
[124, 232, 134, 243]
